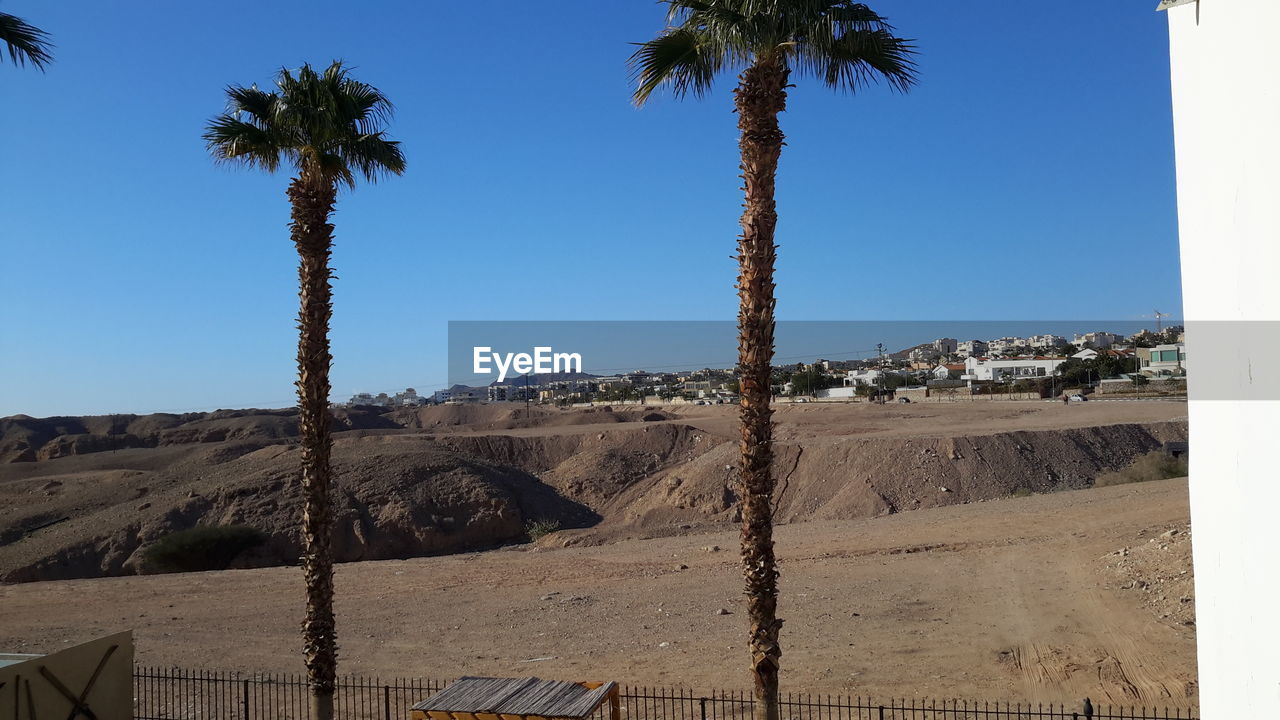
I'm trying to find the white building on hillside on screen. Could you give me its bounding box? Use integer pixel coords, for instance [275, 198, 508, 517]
[1073, 331, 1124, 348]
[986, 337, 1027, 356]
[933, 338, 958, 354]
[393, 388, 425, 406]
[1027, 334, 1066, 349]
[963, 356, 1068, 382]
[957, 340, 988, 357]
[909, 346, 941, 363]
[844, 368, 910, 387]
[1072, 347, 1137, 363]
[1138, 343, 1186, 376]
[931, 363, 966, 380]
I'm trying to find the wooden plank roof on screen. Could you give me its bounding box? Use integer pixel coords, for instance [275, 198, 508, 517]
[412, 677, 616, 719]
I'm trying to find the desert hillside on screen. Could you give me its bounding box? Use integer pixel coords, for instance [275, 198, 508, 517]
[0, 401, 1188, 583]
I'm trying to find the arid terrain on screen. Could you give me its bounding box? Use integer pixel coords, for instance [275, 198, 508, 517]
[1, 401, 1188, 583]
[0, 476, 1195, 707]
[0, 400, 1196, 707]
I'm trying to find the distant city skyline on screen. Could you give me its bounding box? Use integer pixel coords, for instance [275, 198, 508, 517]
[1, 3, 1183, 417]
[440, 320, 1173, 395]
[342, 321, 1184, 408]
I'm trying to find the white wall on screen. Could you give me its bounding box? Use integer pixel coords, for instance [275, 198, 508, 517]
[1167, 1, 1280, 717]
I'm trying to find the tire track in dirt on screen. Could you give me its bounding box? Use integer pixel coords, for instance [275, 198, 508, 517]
[982, 535, 1194, 706]
[1066, 560, 1190, 705]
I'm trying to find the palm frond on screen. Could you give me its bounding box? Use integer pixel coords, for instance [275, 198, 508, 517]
[629, 27, 726, 105]
[202, 116, 284, 172]
[315, 152, 356, 189]
[225, 85, 279, 126]
[666, 0, 748, 38]
[796, 26, 918, 93]
[335, 133, 406, 186]
[0, 11, 53, 70]
[820, 2, 890, 28]
[334, 78, 396, 135]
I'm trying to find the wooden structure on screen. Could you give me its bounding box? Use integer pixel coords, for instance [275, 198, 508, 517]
[1, 631, 133, 720]
[411, 677, 619, 720]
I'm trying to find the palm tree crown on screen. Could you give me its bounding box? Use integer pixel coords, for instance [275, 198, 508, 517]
[1, 11, 53, 70]
[630, 0, 917, 104]
[204, 61, 406, 188]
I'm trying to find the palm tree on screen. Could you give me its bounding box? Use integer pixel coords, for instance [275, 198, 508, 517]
[630, 3, 916, 718]
[203, 61, 405, 720]
[1, 11, 53, 69]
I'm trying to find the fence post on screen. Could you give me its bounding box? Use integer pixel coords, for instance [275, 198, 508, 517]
[700, 697, 707, 720]
[385, 685, 392, 720]
[242, 679, 250, 720]
[878, 705, 884, 720]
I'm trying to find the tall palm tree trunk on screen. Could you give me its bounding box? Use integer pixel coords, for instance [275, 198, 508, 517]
[289, 175, 339, 720]
[734, 56, 788, 720]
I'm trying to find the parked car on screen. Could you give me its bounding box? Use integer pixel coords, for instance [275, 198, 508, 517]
[1068, 394, 1088, 402]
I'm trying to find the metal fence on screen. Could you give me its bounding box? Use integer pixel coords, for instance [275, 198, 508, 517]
[132, 667, 1199, 720]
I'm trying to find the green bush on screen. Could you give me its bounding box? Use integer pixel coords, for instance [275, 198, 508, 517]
[1094, 451, 1188, 488]
[143, 524, 266, 573]
[1012, 487, 1033, 498]
[525, 518, 562, 542]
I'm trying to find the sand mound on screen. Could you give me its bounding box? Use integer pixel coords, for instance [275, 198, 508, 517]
[390, 403, 531, 429]
[562, 421, 1189, 544]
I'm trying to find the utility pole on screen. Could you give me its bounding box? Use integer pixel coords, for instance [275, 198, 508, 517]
[875, 343, 886, 404]
[524, 373, 530, 414]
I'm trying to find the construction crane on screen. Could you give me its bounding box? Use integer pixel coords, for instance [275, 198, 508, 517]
[1150, 309, 1171, 333]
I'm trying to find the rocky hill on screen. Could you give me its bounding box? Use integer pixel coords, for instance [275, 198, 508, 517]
[0, 402, 1188, 583]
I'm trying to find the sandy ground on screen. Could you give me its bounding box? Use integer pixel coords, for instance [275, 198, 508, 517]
[0, 477, 1196, 709]
[434, 399, 1187, 443]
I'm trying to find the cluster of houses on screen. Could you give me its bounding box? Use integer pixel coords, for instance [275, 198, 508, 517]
[471, 367, 742, 405]
[907, 331, 1129, 364]
[344, 388, 428, 408]
[342, 368, 742, 408]
[339, 328, 1186, 408]
[839, 330, 1186, 393]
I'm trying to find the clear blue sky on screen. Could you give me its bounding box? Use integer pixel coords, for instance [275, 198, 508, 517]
[0, 1, 1183, 417]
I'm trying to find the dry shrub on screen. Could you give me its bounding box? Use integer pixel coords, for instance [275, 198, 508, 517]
[525, 518, 562, 541]
[143, 524, 266, 573]
[1095, 451, 1188, 488]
